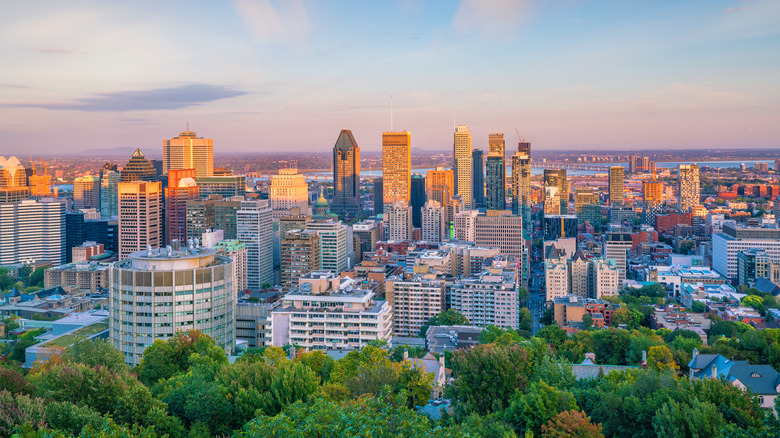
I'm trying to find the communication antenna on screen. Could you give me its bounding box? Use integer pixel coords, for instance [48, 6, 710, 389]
[390, 95, 393, 131]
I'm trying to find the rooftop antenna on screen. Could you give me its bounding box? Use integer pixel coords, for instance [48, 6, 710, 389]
[390, 95, 393, 131]
[186, 122, 189, 132]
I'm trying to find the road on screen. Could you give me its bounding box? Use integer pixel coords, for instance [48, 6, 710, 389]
[527, 226, 546, 335]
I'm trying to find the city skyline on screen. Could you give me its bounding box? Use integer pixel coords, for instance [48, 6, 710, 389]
[2, 0, 779, 155]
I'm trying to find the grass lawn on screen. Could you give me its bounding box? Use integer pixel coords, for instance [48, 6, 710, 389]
[43, 321, 109, 348]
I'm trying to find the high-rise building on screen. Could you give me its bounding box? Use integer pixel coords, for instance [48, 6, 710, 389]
[511, 152, 532, 232]
[0, 156, 27, 188]
[214, 239, 248, 294]
[73, 175, 101, 211]
[486, 134, 506, 211]
[281, 229, 320, 291]
[544, 187, 561, 215]
[0, 198, 65, 266]
[385, 200, 413, 241]
[353, 219, 382, 253]
[100, 169, 120, 219]
[454, 210, 479, 242]
[592, 258, 620, 298]
[185, 195, 243, 241]
[426, 167, 454, 209]
[165, 169, 200, 245]
[237, 199, 274, 289]
[543, 214, 578, 241]
[306, 220, 349, 274]
[517, 141, 531, 156]
[544, 169, 568, 213]
[628, 155, 637, 174]
[385, 276, 445, 337]
[713, 222, 780, 280]
[451, 267, 520, 329]
[196, 176, 246, 199]
[269, 168, 310, 218]
[332, 129, 362, 218]
[472, 149, 485, 208]
[410, 174, 426, 229]
[643, 181, 664, 207]
[609, 166, 624, 206]
[372, 177, 383, 215]
[162, 129, 214, 178]
[118, 181, 162, 259]
[382, 131, 411, 206]
[110, 246, 235, 366]
[678, 164, 700, 213]
[453, 125, 473, 208]
[637, 157, 652, 173]
[475, 210, 524, 258]
[604, 232, 632, 286]
[120, 149, 156, 182]
[421, 200, 445, 243]
[574, 188, 599, 214]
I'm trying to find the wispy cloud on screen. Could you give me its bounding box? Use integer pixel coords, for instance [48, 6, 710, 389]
[452, 0, 530, 38]
[723, 6, 750, 13]
[37, 48, 83, 55]
[233, 0, 311, 49]
[3, 84, 246, 112]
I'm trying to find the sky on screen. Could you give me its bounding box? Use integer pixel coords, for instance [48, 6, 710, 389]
[1, 0, 779, 155]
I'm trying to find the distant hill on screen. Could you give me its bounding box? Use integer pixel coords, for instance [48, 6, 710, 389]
[78, 146, 161, 158]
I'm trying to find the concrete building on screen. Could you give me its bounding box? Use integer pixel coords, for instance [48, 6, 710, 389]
[738, 248, 780, 288]
[280, 229, 320, 291]
[604, 231, 632, 286]
[454, 209, 479, 242]
[237, 199, 274, 288]
[162, 129, 214, 178]
[186, 195, 243, 241]
[426, 167, 454, 209]
[575, 188, 599, 214]
[331, 129, 362, 218]
[196, 176, 246, 199]
[421, 200, 445, 243]
[110, 246, 235, 366]
[269, 168, 310, 218]
[120, 149, 156, 182]
[165, 169, 199, 245]
[214, 239, 248, 294]
[382, 131, 412, 205]
[44, 261, 109, 292]
[118, 181, 162, 259]
[545, 256, 569, 302]
[453, 125, 473, 208]
[385, 200, 413, 241]
[608, 166, 624, 206]
[713, 222, 780, 280]
[72, 241, 104, 263]
[511, 152, 532, 231]
[451, 266, 519, 329]
[0, 198, 65, 266]
[73, 175, 101, 210]
[678, 164, 700, 213]
[353, 219, 382, 253]
[306, 220, 350, 275]
[543, 214, 578, 241]
[592, 258, 620, 298]
[0, 156, 27, 188]
[100, 169, 120, 219]
[544, 186, 561, 215]
[475, 211, 524, 258]
[472, 149, 484, 208]
[385, 275, 445, 337]
[235, 299, 276, 349]
[544, 169, 568, 214]
[485, 133, 506, 211]
[270, 272, 392, 350]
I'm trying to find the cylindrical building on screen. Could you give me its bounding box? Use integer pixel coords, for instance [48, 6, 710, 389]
[110, 245, 235, 366]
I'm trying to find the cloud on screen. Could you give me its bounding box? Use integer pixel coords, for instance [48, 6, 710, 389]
[452, 0, 530, 38]
[38, 48, 83, 55]
[4, 84, 246, 112]
[233, 0, 311, 48]
[723, 6, 750, 13]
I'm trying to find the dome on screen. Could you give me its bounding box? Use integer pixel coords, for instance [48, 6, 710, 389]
[314, 195, 329, 207]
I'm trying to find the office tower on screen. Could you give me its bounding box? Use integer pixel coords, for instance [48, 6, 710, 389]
[353, 219, 382, 253]
[280, 230, 320, 291]
[544, 187, 561, 215]
[279, 207, 312, 239]
[196, 175, 246, 199]
[678, 164, 700, 213]
[65, 211, 86, 263]
[543, 214, 578, 241]
[775, 159, 780, 172]
[385, 276, 445, 337]
[269, 167, 310, 218]
[0, 156, 27, 187]
[100, 169, 120, 218]
[574, 188, 599, 214]
[591, 258, 620, 298]
[609, 166, 624, 206]
[185, 195, 243, 241]
[426, 167, 454, 208]
[737, 248, 778, 288]
[85, 219, 119, 255]
[454, 210, 479, 242]
[0, 198, 65, 266]
[604, 231, 632, 286]
[517, 141, 531, 156]
[453, 125, 473, 208]
[0, 186, 30, 204]
[410, 174, 426, 229]
[237, 199, 274, 289]
[511, 152, 532, 231]
[472, 149, 484, 208]
[110, 246, 235, 366]
[485, 134, 506, 211]
[73, 175, 101, 210]
[637, 157, 652, 173]
[628, 155, 637, 174]
[385, 200, 413, 241]
[332, 129, 362, 218]
[569, 250, 589, 297]
[121, 149, 156, 182]
[372, 177, 383, 215]
[643, 181, 664, 206]
[451, 269, 520, 329]
[713, 222, 780, 280]
[382, 131, 411, 206]
[214, 239, 247, 294]
[544, 249, 569, 302]
[165, 169, 200, 245]
[544, 169, 568, 213]
[306, 220, 349, 274]
[475, 211, 524, 258]
[421, 200, 445, 243]
[162, 129, 214, 177]
[117, 181, 162, 259]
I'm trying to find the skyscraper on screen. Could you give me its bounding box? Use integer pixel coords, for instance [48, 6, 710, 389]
[609, 166, 624, 206]
[117, 181, 162, 259]
[426, 168, 454, 208]
[281, 229, 320, 291]
[517, 141, 531, 156]
[306, 220, 350, 274]
[628, 155, 637, 174]
[410, 174, 426, 229]
[472, 149, 484, 208]
[100, 168, 120, 219]
[421, 200, 445, 243]
[372, 177, 383, 215]
[165, 169, 200, 245]
[332, 129, 362, 218]
[0, 198, 65, 266]
[385, 200, 413, 241]
[485, 134, 506, 211]
[269, 168, 310, 218]
[643, 181, 664, 207]
[163, 129, 214, 178]
[678, 164, 700, 213]
[73, 175, 101, 210]
[121, 149, 156, 182]
[237, 199, 274, 288]
[544, 169, 568, 213]
[511, 152, 532, 232]
[453, 125, 473, 208]
[382, 131, 411, 207]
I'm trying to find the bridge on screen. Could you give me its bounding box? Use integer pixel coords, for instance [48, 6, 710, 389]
[530, 162, 614, 172]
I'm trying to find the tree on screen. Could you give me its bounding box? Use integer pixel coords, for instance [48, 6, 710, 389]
[647, 346, 678, 372]
[0, 390, 46, 437]
[531, 354, 576, 390]
[537, 325, 568, 348]
[653, 398, 725, 438]
[741, 295, 765, 313]
[63, 338, 130, 374]
[504, 381, 578, 436]
[481, 325, 523, 346]
[11, 328, 45, 362]
[541, 410, 604, 438]
[0, 367, 27, 394]
[44, 401, 104, 436]
[541, 307, 554, 325]
[691, 301, 706, 313]
[135, 330, 228, 386]
[582, 314, 594, 331]
[419, 309, 470, 336]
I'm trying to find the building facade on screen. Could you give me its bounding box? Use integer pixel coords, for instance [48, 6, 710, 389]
[678, 164, 701, 213]
[118, 181, 162, 259]
[454, 125, 473, 208]
[382, 131, 412, 206]
[332, 129, 362, 218]
[385, 276, 445, 337]
[0, 198, 65, 266]
[269, 168, 310, 218]
[162, 130, 214, 178]
[237, 199, 274, 288]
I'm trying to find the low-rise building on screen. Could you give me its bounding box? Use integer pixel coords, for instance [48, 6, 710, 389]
[425, 325, 483, 354]
[553, 295, 619, 327]
[44, 262, 110, 293]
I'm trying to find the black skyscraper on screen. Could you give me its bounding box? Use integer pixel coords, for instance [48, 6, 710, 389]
[332, 129, 362, 218]
[472, 149, 484, 208]
[410, 174, 426, 228]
